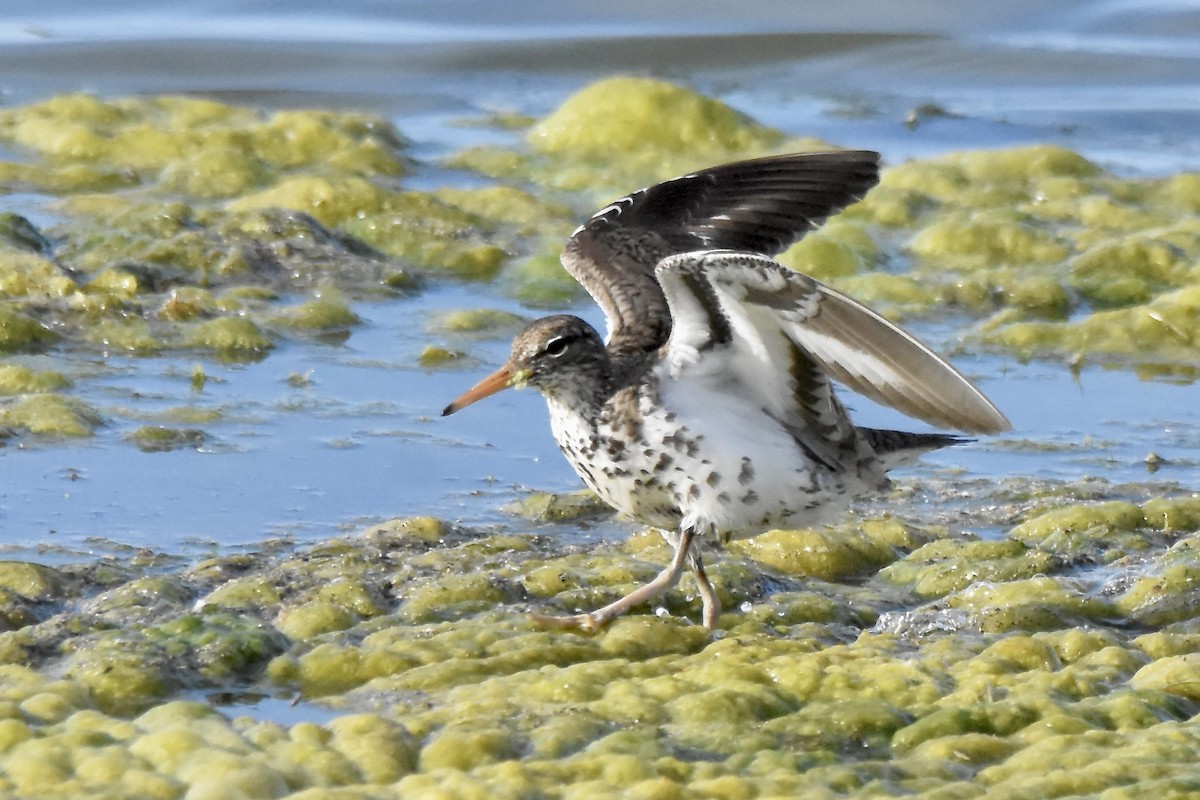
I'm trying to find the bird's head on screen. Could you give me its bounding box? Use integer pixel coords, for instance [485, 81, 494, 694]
[441, 315, 607, 416]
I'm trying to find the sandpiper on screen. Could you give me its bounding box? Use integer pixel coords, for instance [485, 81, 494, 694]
[443, 151, 1010, 631]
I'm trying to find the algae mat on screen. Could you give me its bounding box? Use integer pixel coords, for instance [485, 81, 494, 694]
[1, 78, 1200, 798]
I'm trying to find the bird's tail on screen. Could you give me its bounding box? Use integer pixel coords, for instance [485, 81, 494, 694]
[860, 427, 971, 470]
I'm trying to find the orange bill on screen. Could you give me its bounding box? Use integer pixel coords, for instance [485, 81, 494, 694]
[441, 364, 515, 416]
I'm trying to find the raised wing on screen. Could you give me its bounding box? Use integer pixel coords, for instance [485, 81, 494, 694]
[562, 151, 881, 357]
[655, 251, 1011, 435]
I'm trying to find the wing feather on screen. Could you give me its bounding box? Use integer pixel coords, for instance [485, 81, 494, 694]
[655, 251, 1011, 435]
[563, 151, 880, 355]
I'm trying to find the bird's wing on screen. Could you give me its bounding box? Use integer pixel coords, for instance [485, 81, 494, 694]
[562, 151, 881, 357]
[655, 251, 1011, 435]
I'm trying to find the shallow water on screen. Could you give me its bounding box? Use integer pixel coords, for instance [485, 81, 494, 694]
[2, 0, 1200, 558]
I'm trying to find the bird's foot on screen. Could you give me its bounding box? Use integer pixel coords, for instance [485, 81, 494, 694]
[530, 526, 703, 633]
[529, 603, 720, 632]
[529, 610, 607, 633]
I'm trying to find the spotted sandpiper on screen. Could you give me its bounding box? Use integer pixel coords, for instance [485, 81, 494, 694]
[443, 151, 1010, 631]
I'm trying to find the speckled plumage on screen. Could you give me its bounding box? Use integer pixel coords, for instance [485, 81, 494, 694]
[443, 152, 1011, 630]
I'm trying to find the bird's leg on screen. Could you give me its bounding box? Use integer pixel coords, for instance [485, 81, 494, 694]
[687, 545, 721, 629]
[531, 525, 696, 633]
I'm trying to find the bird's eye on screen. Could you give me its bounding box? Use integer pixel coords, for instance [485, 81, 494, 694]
[544, 336, 570, 357]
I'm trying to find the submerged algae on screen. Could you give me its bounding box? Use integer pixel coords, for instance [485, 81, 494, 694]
[125, 426, 207, 453]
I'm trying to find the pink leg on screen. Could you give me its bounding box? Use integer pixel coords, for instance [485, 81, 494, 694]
[687, 547, 721, 629]
[532, 526, 696, 633]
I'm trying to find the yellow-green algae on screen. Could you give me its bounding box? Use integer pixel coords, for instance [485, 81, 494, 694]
[0, 304, 59, 351]
[417, 345, 468, 368]
[503, 489, 613, 522]
[0, 363, 70, 394]
[0, 392, 100, 436]
[125, 426, 206, 453]
[0, 94, 405, 195]
[528, 77, 783, 160]
[448, 76, 828, 201]
[182, 317, 273, 355]
[431, 308, 529, 337]
[267, 296, 361, 332]
[0, 489, 1199, 797]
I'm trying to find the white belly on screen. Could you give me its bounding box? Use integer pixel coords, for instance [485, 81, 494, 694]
[546, 371, 881, 543]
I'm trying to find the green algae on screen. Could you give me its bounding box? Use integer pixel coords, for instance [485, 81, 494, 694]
[125, 426, 206, 453]
[276, 601, 356, 640]
[201, 575, 283, 611]
[732, 517, 931, 581]
[339, 191, 511, 279]
[1142, 496, 1200, 533]
[528, 77, 783, 175]
[0, 248, 77, 300]
[952, 576, 1117, 633]
[1113, 542, 1200, 626]
[0, 95, 424, 377]
[0, 305, 58, 351]
[504, 489, 612, 522]
[808, 143, 1200, 370]
[1010, 500, 1159, 562]
[1129, 654, 1200, 702]
[0, 392, 100, 436]
[501, 247, 586, 306]
[0, 508, 1198, 800]
[878, 538, 1058, 599]
[84, 317, 164, 354]
[908, 209, 1071, 270]
[228, 176, 392, 228]
[0, 94, 405, 195]
[449, 76, 820, 203]
[417, 345, 468, 368]
[434, 185, 574, 236]
[0, 364, 70, 394]
[432, 308, 528, 337]
[777, 219, 881, 282]
[268, 297, 361, 331]
[0, 562, 67, 600]
[1067, 237, 1191, 308]
[182, 317, 273, 355]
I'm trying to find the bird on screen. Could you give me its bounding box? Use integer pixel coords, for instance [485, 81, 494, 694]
[442, 151, 1010, 631]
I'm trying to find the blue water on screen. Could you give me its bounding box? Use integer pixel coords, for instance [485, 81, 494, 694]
[2, 1, 1200, 558]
